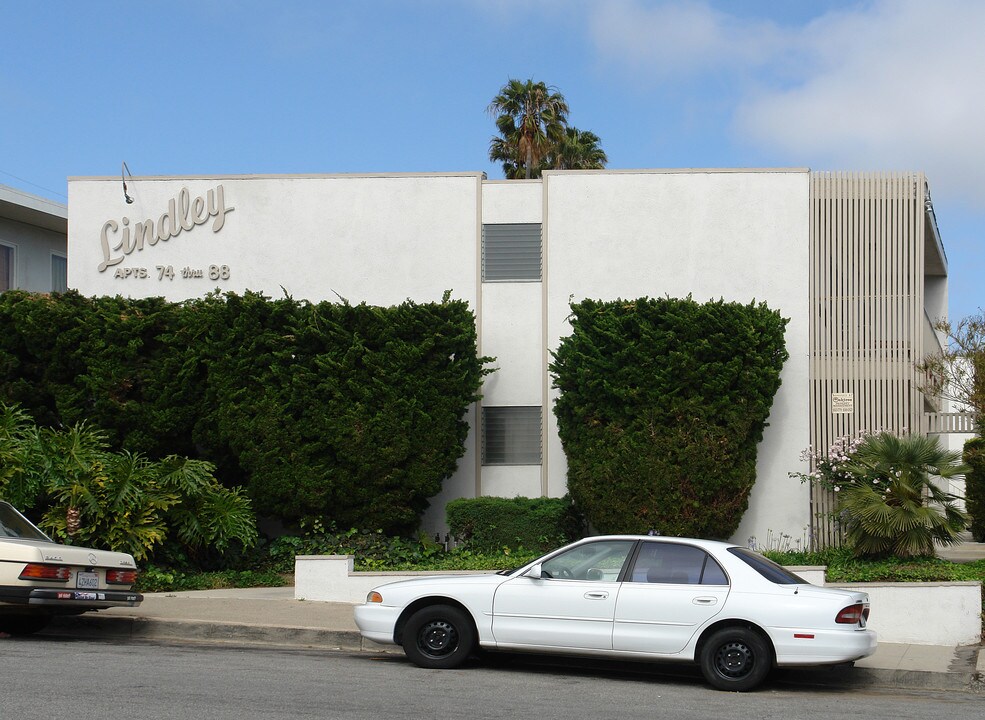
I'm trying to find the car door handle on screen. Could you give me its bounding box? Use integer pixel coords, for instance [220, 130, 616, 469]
[693, 597, 718, 605]
[585, 591, 609, 600]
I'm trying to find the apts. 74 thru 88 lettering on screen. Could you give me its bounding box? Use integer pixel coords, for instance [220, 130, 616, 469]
[155, 264, 230, 281]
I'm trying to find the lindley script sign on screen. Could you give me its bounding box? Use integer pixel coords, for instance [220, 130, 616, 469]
[98, 185, 234, 272]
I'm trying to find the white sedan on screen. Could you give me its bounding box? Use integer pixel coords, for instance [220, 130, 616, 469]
[355, 535, 876, 691]
[0, 501, 142, 636]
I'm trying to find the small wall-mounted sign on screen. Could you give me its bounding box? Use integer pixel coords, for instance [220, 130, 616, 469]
[831, 392, 854, 415]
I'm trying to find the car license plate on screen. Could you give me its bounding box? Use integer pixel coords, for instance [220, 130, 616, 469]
[76, 572, 99, 589]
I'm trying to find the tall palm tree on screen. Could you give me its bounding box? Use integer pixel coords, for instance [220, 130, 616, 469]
[548, 127, 608, 171]
[839, 433, 968, 558]
[487, 79, 570, 179]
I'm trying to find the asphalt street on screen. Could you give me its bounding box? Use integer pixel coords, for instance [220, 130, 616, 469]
[1, 636, 983, 720]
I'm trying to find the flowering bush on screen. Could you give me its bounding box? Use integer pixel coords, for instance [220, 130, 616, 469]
[793, 432, 874, 494]
[792, 432, 968, 558]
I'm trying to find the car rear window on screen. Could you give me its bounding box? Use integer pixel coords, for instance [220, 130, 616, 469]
[0, 502, 53, 541]
[728, 547, 806, 585]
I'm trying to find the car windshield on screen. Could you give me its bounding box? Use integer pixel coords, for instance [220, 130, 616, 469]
[728, 547, 806, 585]
[0, 502, 53, 541]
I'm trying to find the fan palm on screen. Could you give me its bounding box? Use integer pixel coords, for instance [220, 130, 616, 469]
[548, 127, 608, 170]
[487, 79, 569, 179]
[838, 433, 968, 558]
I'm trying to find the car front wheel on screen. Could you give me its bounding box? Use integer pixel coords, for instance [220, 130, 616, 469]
[402, 604, 476, 669]
[699, 627, 772, 691]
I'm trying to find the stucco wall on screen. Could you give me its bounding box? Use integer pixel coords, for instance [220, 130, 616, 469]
[542, 170, 812, 542]
[68, 170, 811, 543]
[68, 174, 483, 307]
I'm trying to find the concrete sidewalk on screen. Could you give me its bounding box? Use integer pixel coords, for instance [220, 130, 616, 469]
[37, 585, 984, 693]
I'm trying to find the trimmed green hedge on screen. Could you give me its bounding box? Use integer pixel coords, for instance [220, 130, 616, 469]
[550, 296, 788, 539]
[445, 496, 585, 552]
[0, 290, 491, 534]
[964, 437, 985, 542]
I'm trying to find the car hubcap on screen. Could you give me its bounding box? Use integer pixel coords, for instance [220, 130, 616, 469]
[715, 641, 754, 678]
[418, 619, 458, 657]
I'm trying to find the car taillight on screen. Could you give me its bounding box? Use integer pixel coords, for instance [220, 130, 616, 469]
[106, 569, 138, 585]
[20, 563, 71, 582]
[835, 603, 867, 624]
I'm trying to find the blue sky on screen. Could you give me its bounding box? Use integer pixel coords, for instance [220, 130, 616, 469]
[2, 0, 982, 320]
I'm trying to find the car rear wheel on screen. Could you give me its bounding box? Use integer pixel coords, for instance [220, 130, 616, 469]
[699, 627, 772, 691]
[402, 604, 475, 669]
[0, 614, 53, 636]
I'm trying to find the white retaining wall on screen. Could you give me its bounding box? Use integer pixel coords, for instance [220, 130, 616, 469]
[296, 555, 983, 646]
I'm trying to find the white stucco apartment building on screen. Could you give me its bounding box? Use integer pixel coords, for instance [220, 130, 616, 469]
[66, 169, 963, 543]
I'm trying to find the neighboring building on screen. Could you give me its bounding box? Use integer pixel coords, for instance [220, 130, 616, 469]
[65, 169, 968, 543]
[0, 183, 68, 294]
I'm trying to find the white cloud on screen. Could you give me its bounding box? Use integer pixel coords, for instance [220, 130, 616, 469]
[736, 0, 985, 207]
[589, 0, 787, 80]
[590, 0, 985, 208]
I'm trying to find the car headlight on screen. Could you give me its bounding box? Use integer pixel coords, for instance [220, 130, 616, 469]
[366, 591, 383, 603]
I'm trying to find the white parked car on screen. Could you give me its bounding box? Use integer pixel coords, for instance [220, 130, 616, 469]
[355, 535, 876, 691]
[0, 501, 142, 636]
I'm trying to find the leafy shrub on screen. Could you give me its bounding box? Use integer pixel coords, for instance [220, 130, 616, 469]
[794, 432, 968, 558]
[0, 403, 44, 509]
[445, 495, 585, 552]
[550, 297, 788, 538]
[964, 437, 985, 542]
[0, 290, 491, 535]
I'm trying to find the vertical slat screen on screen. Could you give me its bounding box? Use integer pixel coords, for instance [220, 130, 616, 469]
[809, 172, 926, 547]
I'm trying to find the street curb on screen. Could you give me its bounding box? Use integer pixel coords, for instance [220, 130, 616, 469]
[45, 614, 375, 653]
[44, 615, 983, 693]
[778, 665, 980, 692]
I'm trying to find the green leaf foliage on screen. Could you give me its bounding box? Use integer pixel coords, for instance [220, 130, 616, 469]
[0, 403, 45, 508]
[445, 495, 586, 552]
[0, 405, 257, 562]
[0, 290, 490, 534]
[837, 433, 969, 558]
[962, 437, 985, 542]
[550, 297, 789, 538]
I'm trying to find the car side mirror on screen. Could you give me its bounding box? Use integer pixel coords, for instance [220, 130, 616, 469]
[525, 563, 545, 579]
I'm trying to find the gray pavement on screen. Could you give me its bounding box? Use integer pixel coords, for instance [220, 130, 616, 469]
[35, 584, 984, 693]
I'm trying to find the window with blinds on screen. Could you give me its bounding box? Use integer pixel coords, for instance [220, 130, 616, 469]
[482, 223, 542, 281]
[482, 406, 542, 465]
